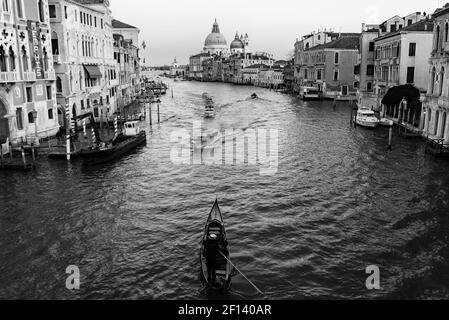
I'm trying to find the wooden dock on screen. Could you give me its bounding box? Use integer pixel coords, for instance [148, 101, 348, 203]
[0, 146, 37, 171]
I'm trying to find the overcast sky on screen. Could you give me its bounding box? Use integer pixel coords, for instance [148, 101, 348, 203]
[110, 0, 440, 66]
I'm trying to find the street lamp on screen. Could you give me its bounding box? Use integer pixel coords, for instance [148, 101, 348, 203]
[31, 110, 38, 145]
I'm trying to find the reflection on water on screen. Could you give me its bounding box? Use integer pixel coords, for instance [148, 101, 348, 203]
[1, 80, 449, 299]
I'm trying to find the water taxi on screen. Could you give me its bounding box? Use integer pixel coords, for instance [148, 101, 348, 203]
[355, 108, 380, 128]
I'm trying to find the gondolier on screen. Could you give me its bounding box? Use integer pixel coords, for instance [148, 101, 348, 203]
[204, 233, 219, 283]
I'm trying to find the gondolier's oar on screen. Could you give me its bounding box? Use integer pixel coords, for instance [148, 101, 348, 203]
[220, 252, 264, 295]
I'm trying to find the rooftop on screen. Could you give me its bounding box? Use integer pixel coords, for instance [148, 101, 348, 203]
[306, 35, 361, 51]
[112, 19, 138, 29]
[375, 19, 434, 41]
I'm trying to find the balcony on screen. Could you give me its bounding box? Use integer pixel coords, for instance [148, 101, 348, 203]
[23, 72, 37, 82]
[44, 71, 56, 81]
[0, 71, 19, 83]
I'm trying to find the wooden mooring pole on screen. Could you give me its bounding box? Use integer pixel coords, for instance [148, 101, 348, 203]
[21, 147, 26, 170]
[157, 103, 160, 123]
[149, 104, 152, 126]
[1, 144, 4, 169]
[388, 124, 393, 150]
[31, 143, 36, 168]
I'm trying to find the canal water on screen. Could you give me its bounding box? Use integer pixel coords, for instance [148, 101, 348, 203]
[1, 80, 449, 299]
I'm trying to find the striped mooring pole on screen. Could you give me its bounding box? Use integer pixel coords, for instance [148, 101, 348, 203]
[65, 104, 71, 161]
[83, 120, 87, 139]
[91, 127, 97, 145]
[114, 117, 118, 136]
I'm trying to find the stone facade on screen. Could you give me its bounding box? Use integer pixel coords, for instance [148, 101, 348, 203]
[49, 0, 117, 124]
[0, 0, 59, 145]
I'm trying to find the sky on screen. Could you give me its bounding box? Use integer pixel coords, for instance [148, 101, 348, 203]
[110, 0, 441, 66]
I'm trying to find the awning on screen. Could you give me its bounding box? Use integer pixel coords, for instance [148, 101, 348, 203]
[83, 65, 102, 78]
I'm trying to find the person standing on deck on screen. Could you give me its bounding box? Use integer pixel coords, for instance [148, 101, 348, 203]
[204, 233, 219, 283]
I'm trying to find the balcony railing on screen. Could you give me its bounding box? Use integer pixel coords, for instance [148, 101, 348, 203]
[44, 71, 56, 80]
[23, 72, 37, 82]
[53, 55, 61, 64]
[0, 71, 19, 82]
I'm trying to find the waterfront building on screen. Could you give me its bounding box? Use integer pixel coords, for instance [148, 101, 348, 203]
[302, 34, 360, 98]
[242, 63, 268, 85]
[228, 52, 274, 84]
[188, 52, 211, 80]
[373, 17, 433, 98]
[293, 31, 358, 93]
[113, 32, 141, 111]
[356, 24, 380, 109]
[256, 65, 285, 89]
[422, 4, 449, 142]
[283, 59, 295, 92]
[112, 19, 142, 107]
[169, 57, 186, 77]
[49, 0, 116, 125]
[0, 0, 59, 145]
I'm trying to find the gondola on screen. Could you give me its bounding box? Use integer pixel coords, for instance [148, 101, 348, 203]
[200, 199, 232, 291]
[251, 93, 258, 99]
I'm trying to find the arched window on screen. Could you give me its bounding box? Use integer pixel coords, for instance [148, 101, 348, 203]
[0, 46, 6, 72]
[28, 112, 35, 124]
[8, 47, 15, 71]
[440, 67, 445, 96]
[334, 52, 339, 64]
[436, 25, 441, 51]
[79, 71, 82, 90]
[38, 0, 45, 23]
[435, 111, 440, 136]
[43, 47, 49, 71]
[444, 22, 449, 42]
[56, 76, 63, 93]
[431, 67, 437, 94]
[51, 32, 59, 55]
[21, 46, 28, 72]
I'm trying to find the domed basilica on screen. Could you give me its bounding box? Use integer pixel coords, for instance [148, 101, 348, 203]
[203, 19, 250, 56]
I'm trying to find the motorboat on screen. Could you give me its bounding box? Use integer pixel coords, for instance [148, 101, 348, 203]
[78, 121, 146, 165]
[355, 108, 380, 128]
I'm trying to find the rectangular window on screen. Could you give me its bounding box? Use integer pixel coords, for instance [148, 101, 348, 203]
[3, 0, 9, 12]
[16, 108, 23, 130]
[369, 42, 375, 52]
[333, 70, 339, 81]
[354, 82, 359, 89]
[407, 67, 415, 84]
[94, 17, 97, 27]
[16, 0, 23, 18]
[49, 5, 56, 18]
[46, 85, 52, 100]
[64, 6, 68, 19]
[334, 52, 339, 64]
[409, 43, 416, 56]
[26, 87, 33, 102]
[367, 65, 374, 76]
[408, 19, 413, 26]
[367, 82, 373, 92]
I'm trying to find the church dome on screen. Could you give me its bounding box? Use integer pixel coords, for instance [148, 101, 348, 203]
[204, 19, 227, 48]
[230, 33, 244, 49]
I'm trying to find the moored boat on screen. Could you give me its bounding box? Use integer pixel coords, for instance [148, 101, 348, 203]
[79, 121, 146, 165]
[200, 199, 232, 291]
[355, 108, 380, 128]
[251, 93, 258, 99]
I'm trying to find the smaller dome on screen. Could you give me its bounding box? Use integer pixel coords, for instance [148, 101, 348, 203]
[231, 39, 244, 49]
